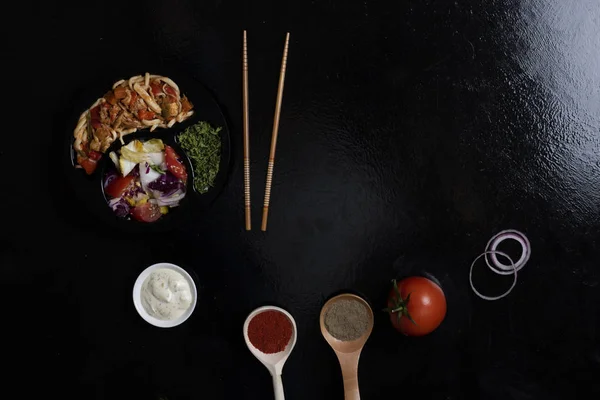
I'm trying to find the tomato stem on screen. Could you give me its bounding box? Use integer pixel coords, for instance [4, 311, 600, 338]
[385, 279, 418, 326]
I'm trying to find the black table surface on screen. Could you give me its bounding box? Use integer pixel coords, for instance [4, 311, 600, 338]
[5, 0, 600, 399]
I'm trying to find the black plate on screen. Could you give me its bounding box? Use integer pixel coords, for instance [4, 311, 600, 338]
[64, 71, 231, 232]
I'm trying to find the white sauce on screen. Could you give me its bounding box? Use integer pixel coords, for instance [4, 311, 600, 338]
[141, 268, 192, 320]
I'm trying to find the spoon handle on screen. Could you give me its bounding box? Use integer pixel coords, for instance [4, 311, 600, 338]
[272, 374, 285, 400]
[337, 351, 361, 400]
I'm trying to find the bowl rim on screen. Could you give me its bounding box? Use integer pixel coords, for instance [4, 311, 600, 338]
[132, 262, 197, 328]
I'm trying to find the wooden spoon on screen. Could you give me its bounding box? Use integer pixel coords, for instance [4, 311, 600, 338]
[319, 294, 374, 400]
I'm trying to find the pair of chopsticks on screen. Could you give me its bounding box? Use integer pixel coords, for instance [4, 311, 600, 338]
[243, 31, 290, 231]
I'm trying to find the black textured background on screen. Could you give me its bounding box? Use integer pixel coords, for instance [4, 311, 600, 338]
[4, 0, 600, 399]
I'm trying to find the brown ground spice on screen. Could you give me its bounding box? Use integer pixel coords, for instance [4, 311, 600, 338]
[324, 298, 370, 341]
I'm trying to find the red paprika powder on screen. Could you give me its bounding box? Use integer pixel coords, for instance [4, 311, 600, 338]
[247, 310, 293, 354]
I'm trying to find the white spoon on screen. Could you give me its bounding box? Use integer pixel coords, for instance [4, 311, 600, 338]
[243, 306, 298, 400]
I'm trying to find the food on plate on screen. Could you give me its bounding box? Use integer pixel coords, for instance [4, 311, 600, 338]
[103, 139, 187, 222]
[141, 268, 192, 320]
[384, 277, 446, 336]
[177, 121, 221, 193]
[73, 73, 194, 174]
[247, 310, 293, 354]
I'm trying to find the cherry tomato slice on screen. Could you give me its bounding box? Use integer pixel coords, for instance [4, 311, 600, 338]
[77, 156, 97, 175]
[165, 145, 188, 182]
[131, 202, 162, 223]
[104, 175, 135, 199]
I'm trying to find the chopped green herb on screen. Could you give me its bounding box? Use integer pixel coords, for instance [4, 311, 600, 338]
[150, 164, 165, 174]
[177, 121, 221, 194]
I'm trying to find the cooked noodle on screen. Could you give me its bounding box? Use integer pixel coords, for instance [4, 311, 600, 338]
[73, 72, 194, 172]
[74, 114, 87, 135]
[142, 119, 162, 126]
[112, 79, 125, 89]
[128, 75, 143, 90]
[133, 83, 161, 114]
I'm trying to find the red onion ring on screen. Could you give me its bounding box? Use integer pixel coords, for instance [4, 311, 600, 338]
[469, 250, 517, 301]
[484, 230, 531, 276]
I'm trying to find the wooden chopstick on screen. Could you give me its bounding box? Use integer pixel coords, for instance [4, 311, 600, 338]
[261, 32, 290, 231]
[243, 30, 251, 230]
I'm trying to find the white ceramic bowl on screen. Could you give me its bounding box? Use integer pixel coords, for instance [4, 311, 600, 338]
[133, 262, 197, 328]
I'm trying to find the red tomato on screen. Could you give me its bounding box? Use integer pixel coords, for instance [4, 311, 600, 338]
[165, 145, 188, 182]
[137, 109, 156, 120]
[90, 105, 100, 120]
[104, 175, 135, 199]
[88, 150, 102, 161]
[131, 202, 162, 223]
[77, 155, 97, 175]
[90, 105, 101, 129]
[150, 82, 163, 96]
[129, 91, 138, 107]
[164, 85, 176, 96]
[386, 277, 446, 336]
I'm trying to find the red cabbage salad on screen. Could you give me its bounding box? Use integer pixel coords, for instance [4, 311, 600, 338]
[103, 139, 188, 223]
